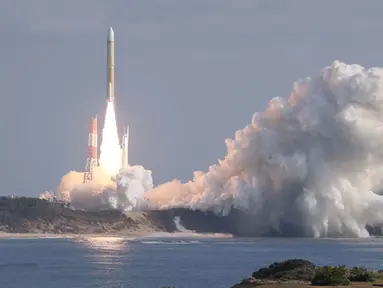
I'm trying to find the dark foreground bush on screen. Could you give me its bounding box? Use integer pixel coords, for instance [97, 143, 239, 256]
[252, 259, 316, 282]
[234, 259, 381, 288]
[311, 266, 350, 286]
[348, 267, 375, 282]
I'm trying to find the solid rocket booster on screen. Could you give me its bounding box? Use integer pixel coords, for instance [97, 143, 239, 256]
[107, 27, 115, 102]
[121, 126, 129, 169]
[84, 116, 98, 183]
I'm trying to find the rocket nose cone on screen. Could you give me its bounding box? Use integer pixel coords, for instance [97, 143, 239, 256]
[108, 27, 114, 41]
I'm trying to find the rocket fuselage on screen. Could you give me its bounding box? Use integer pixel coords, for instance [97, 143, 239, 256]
[107, 27, 115, 102]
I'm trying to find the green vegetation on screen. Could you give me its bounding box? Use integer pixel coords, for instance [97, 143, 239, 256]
[232, 258, 314, 288]
[252, 259, 316, 282]
[233, 259, 383, 287]
[348, 267, 375, 282]
[311, 266, 350, 286]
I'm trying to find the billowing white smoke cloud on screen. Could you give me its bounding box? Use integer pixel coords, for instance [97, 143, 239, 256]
[145, 61, 383, 237]
[111, 165, 154, 211]
[41, 165, 154, 211]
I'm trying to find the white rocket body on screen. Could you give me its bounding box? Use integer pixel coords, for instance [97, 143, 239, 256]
[107, 27, 115, 103]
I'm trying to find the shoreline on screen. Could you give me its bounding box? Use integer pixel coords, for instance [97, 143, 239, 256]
[0, 231, 152, 239]
[0, 231, 233, 239]
[4, 232, 383, 240]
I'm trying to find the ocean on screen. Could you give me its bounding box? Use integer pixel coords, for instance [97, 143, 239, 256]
[1, 235, 383, 288]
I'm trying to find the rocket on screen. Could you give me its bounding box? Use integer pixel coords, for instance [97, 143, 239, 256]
[106, 27, 130, 170]
[107, 27, 115, 102]
[121, 126, 129, 169]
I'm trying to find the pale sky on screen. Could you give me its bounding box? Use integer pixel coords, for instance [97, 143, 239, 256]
[1, 0, 383, 196]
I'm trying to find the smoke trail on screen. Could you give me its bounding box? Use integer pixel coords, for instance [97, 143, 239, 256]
[99, 101, 122, 177]
[173, 216, 194, 232]
[145, 61, 383, 237]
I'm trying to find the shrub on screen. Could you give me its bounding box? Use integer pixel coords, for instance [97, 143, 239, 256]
[311, 266, 350, 286]
[239, 278, 251, 284]
[348, 267, 375, 282]
[375, 270, 383, 281]
[252, 259, 316, 282]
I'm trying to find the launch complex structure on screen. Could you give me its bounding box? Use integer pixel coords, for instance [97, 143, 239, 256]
[83, 28, 129, 183]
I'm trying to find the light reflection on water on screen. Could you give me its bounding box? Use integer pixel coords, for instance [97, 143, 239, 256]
[75, 236, 127, 252]
[75, 237, 129, 266]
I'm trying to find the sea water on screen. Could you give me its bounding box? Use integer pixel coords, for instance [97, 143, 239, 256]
[1, 236, 383, 288]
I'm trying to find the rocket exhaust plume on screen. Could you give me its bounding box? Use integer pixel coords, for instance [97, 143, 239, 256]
[99, 101, 122, 178]
[145, 61, 383, 238]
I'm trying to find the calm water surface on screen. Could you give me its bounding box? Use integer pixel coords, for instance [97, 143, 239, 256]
[1, 235, 383, 288]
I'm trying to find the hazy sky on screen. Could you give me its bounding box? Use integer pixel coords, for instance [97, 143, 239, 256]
[1, 0, 383, 196]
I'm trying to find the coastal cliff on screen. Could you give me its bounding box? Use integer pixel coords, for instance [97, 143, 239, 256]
[0, 196, 162, 234]
[0, 196, 231, 235]
[0, 196, 382, 237]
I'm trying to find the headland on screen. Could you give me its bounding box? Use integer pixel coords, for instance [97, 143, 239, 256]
[1, 196, 383, 237]
[0, 196, 232, 236]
